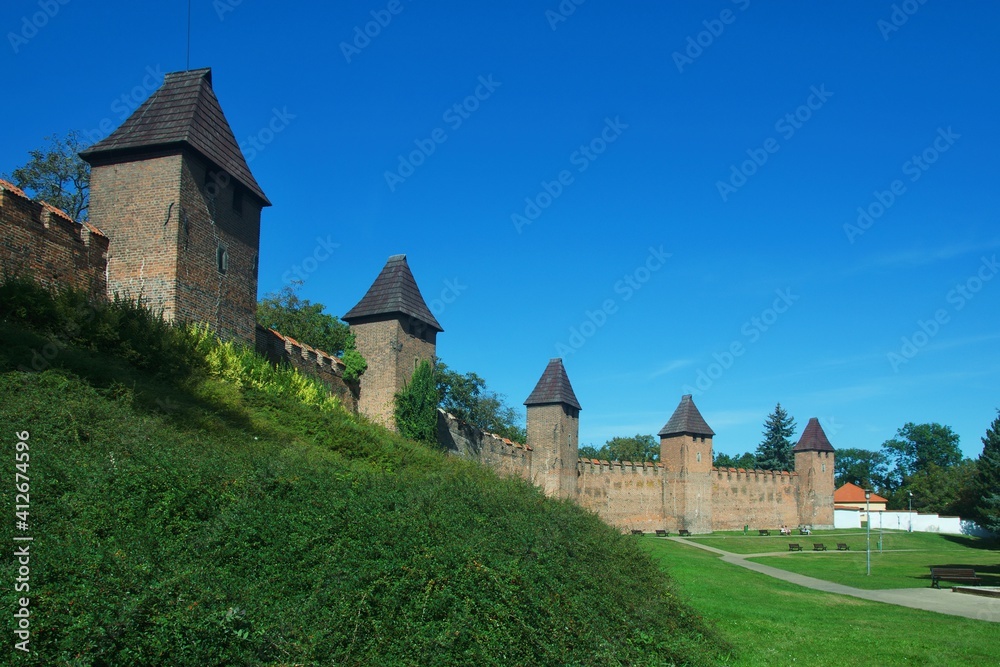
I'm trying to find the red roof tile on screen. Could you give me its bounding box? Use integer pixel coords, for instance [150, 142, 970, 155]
[834, 482, 887, 504]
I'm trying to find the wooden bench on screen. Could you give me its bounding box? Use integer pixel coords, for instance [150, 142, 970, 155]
[631, 529, 644, 536]
[837, 543, 850, 551]
[678, 529, 691, 537]
[799, 528, 811, 535]
[788, 543, 802, 551]
[758, 529, 770, 536]
[930, 568, 982, 588]
[813, 543, 827, 551]
[655, 529, 668, 537]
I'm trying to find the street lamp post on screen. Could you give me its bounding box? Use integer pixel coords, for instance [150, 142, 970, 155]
[865, 489, 872, 576]
[908, 491, 913, 532]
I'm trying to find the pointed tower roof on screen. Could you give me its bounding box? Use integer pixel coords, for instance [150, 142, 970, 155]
[524, 358, 581, 410]
[793, 417, 835, 453]
[658, 394, 714, 438]
[80, 68, 270, 206]
[343, 254, 442, 332]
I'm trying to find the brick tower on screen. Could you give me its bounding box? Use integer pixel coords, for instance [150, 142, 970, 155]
[524, 358, 581, 500]
[659, 394, 714, 534]
[80, 68, 270, 343]
[793, 418, 836, 529]
[343, 254, 441, 429]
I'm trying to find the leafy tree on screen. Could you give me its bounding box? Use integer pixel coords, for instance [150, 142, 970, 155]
[714, 452, 757, 469]
[394, 359, 440, 445]
[579, 445, 603, 459]
[973, 409, 1000, 531]
[754, 403, 796, 470]
[256, 282, 366, 380]
[3, 131, 90, 220]
[896, 461, 978, 515]
[835, 447, 891, 492]
[605, 434, 659, 462]
[881, 422, 962, 489]
[436, 361, 526, 442]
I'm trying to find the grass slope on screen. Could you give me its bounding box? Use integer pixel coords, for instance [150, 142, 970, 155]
[0, 283, 725, 666]
[641, 539, 999, 666]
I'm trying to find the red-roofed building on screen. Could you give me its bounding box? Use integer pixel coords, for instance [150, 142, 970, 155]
[834, 482, 888, 518]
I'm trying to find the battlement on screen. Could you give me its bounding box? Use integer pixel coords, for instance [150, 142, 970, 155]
[578, 459, 665, 474]
[0, 179, 108, 301]
[713, 466, 798, 481]
[255, 325, 359, 411]
[437, 409, 532, 481]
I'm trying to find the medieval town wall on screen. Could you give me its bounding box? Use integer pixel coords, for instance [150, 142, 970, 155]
[0, 181, 108, 301]
[576, 460, 668, 532]
[255, 325, 359, 412]
[710, 467, 801, 530]
[437, 409, 532, 482]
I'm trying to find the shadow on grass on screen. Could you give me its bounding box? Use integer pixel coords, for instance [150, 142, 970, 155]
[940, 533, 1000, 551]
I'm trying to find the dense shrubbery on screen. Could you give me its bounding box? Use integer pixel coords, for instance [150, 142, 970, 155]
[0, 281, 726, 666]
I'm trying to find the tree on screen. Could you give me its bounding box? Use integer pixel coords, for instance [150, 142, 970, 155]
[4, 132, 90, 220]
[972, 409, 1000, 532]
[881, 422, 962, 489]
[898, 460, 978, 515]
[256, 282, 366, 380]
[605, 434, 659, 463]
[834, 447, 891, 493]
[714, 452, 757, 469]
[394, 360, 440, 445]
[579, 445, 603, 459]
[436, 361, 526, 442]
[754, 403, 796, 471]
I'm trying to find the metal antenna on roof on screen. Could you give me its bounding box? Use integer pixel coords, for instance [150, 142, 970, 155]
[186, 0, 192, 70]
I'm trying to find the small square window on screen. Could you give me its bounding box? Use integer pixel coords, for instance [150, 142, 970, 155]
[217, 245, 229, 274]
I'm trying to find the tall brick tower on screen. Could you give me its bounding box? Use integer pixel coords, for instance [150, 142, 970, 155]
[524, 358, 581, 500]
[343, 254, 441, 429]
[793, 418, 836, 529]
[80, 68, 270, 343]
[659, 394, 714, 534]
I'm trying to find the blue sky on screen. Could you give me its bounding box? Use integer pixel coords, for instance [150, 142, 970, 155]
[3, 1, 998, 461]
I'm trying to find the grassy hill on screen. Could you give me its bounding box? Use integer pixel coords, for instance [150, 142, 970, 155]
[0, 280, 725, 666]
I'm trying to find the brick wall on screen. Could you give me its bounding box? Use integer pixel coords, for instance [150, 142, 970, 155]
[0, 182, 108, 300]
[437, 409, 532, 481]
[350, 315, 436, 429]
[576, 461, 668, 532]
[88, 150, 260, 344]
[710, 468, 801, 530]
[526, 403, 579, 500]
[794, 450, 836, 528]
[255, 325, 359, 412]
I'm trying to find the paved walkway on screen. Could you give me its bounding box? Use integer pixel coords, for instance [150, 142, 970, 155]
[672, 538, 1000, 623]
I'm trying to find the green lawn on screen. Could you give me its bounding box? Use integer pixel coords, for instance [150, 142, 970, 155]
[641, 539, 999, 666]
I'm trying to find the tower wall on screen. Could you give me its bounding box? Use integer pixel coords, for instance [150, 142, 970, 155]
[527, 403, 578, 499]
[794, 449, 836, 528]
[351, 315, 436, 429]
[661, 434, 713, 533]
[88, 150, 262, 342]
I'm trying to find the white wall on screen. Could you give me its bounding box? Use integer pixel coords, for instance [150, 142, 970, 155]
[834, 508, 860, 529]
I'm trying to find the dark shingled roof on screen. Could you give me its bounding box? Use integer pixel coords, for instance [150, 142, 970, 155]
[658, 394, 715, 438]
[524, 358, 581, 410]
[343, 254, 443, 332]
[793, 417, 835, 453]
[79, 68, 270, 206]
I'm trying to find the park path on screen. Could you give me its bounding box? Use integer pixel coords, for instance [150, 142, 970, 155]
[672, 538, 1000, 623]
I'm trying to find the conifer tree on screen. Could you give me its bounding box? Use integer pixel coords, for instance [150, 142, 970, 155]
[973, 409, 1000, 532]
[754, 403, 796, 471]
